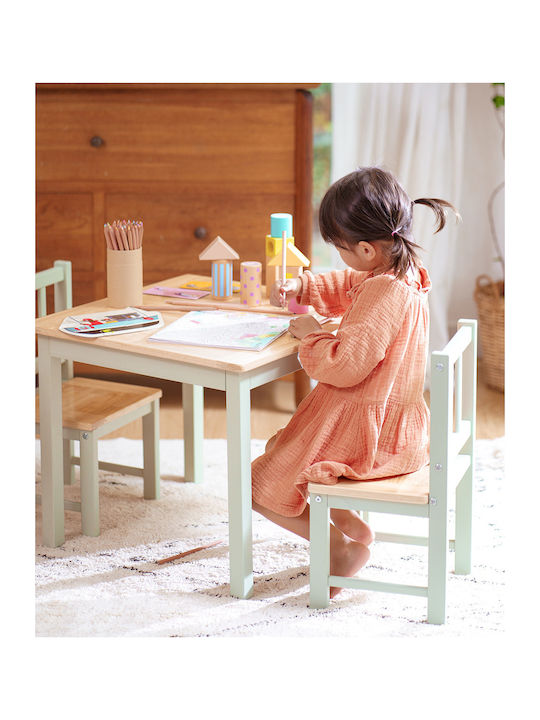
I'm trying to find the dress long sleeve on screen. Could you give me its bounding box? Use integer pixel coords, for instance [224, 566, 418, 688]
[298, 274, 412, 387]
[298, 268, 368, 317]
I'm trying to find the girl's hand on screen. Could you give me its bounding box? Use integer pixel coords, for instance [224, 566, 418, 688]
[270, 278, 302, 308]
[288, 315, 322, 339]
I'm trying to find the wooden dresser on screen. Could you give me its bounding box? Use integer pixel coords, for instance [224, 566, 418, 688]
[36, 83, 317, 306]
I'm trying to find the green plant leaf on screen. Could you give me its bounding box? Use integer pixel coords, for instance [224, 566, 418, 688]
[492, 95, 505, 108]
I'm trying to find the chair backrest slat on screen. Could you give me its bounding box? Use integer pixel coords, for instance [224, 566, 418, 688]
[454, 354, 462, 433]
[430, 319, 477, 497]
[37, 286, 47, 318]
[35, 260, 73, 379]
[35, 260, 72, 314]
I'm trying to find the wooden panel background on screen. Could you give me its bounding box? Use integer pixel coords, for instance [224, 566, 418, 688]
[36, 84, 315, 306]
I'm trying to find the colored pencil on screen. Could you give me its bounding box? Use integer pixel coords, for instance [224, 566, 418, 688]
[156, 539, 224, 565]
[282, 230, 287, 284]
[164, 298, 294, 315]
[104, 219, 144, 250]
[136, 305, 219, 312]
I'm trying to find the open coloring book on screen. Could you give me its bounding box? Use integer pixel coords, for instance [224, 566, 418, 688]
[148, 310, 292, 351]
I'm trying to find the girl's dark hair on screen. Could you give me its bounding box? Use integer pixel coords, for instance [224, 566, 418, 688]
[319, 167, 461, 279]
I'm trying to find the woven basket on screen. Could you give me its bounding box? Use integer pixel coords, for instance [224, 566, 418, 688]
[474, 275, 504, 391]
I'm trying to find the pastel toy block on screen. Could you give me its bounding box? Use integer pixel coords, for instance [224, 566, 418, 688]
[265, 234, 295, 257]
[199, 236, 239, 300]
[240, 261, 262, 306]
[267, 242, 310, 274]
[198, 235, 240, 262]
[270, 212, 293, 239]
[265, 213, 296, 296]
[266, 242, 311, 300]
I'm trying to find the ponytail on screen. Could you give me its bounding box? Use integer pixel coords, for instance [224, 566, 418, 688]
[318, 167, 462, 282]
[413, 198, 461, 233]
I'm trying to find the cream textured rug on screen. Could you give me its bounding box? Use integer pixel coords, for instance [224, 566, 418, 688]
[35, 437, 504, 637]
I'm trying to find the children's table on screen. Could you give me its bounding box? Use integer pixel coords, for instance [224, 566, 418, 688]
[35, 274, 305, 599]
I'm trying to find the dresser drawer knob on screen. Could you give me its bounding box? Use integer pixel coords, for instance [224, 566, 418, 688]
[194, 226, 208, 239]
[90, 135, 104, 148]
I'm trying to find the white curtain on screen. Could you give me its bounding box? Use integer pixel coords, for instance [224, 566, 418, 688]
[330, 83, 468, 365]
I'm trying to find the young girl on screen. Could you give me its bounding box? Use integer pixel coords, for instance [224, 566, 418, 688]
[251, 166, 460, 598]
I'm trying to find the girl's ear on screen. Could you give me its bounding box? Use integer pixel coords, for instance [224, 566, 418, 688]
[357, 241, 377, 261]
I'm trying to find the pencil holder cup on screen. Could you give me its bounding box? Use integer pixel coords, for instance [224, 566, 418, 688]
[107, 247, 143, 307]
[240, 261, 262, 307]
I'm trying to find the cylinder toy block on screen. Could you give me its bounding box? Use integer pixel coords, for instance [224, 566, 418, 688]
[270, 212, 293, 239]
[211, 259, 234, 299]
[107, 247, 143, 307]
[240, 261, 262, 306]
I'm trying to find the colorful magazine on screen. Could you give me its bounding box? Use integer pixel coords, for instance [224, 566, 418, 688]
[59, 308, 163, 337]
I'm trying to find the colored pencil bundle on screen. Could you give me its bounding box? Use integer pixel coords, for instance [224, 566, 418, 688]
[104, 219, 144, 250]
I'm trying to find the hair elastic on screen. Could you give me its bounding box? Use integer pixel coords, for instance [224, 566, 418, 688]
[391, 227, 402, 237]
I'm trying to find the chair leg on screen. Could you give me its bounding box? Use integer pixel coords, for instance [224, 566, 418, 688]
[142, 399, 160, 500]
[309, 493, 330, 609]
[63, 439, 76, 486]
[427, 500, 448, 624]
[455, 462, 473, 575]
[79, 431, 100, 536]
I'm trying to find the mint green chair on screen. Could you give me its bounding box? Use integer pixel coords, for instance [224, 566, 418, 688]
[308, 319, 477, 624]
[35, 260, 162, 537]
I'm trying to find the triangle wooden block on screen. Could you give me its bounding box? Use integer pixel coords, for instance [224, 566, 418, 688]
[268, 242, 310, 267]
[199, 236, 240, 261]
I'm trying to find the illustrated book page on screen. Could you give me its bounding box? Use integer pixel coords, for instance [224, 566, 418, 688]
[148, 310, 292, 351]
[59, 308, 163, 337]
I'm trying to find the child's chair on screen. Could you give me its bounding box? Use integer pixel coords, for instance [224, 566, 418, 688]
[308, 319, 477, 624]
[35, 260, 162, 537]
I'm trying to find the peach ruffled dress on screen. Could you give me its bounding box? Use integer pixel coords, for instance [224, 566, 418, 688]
[251, 266, 431, 517]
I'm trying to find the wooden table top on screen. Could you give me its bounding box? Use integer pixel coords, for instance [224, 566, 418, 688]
[35, 274, 308, 373]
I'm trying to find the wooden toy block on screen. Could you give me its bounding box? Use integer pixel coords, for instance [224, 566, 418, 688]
[240, 261, 262, 306]
[265, 234, 295, 257]
[199, 236, 240, 300]
[198, 235, 240, 262]
[267, 242, 310, 311]
[267, 241, 310, 277]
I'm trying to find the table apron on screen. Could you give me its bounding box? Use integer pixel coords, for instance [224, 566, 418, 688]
[40, 337, 227, 390]
[40, 337, 302, 391]
[242, 353, 301, 389]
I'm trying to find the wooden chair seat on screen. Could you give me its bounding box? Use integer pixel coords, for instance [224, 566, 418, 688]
[308, 466, 430, 506]
[36, 377, 162, 432]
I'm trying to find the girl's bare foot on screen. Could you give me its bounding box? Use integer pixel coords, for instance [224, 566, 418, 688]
[329, 535, 370, 599]
[331, 508, 374, 545]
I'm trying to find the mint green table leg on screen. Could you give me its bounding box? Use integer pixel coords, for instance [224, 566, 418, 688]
[143, 398, 160, 499]
[37, 336, 65, 547]
[309, 493, 330, 608]
[226, 373, 253, 599]
[182, 383, 204, 483]
[80, 431, 100, 536]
